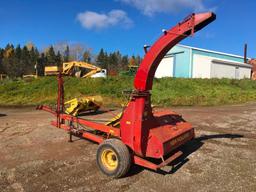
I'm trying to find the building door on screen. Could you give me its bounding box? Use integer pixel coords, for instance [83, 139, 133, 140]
[155, 57, 174, 78]
[211, 63, 236, 79]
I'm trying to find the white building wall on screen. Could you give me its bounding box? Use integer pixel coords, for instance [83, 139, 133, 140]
[155, 57, 174, 78]
[193, 54, 251, 79]
[192, 54, 211, 78]
[211, 59, 251, 79]
[239, 67, 251, 79]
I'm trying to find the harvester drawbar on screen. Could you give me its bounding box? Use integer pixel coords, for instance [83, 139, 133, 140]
[38, 12, 216, 178]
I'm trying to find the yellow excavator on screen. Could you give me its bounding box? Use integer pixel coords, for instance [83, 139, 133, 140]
[45, 61, 107, 78]
[44, 61, 107, 116]
[62, 61, 107, 78]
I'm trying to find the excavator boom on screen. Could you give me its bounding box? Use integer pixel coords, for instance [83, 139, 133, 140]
[62, 61, 106, 78]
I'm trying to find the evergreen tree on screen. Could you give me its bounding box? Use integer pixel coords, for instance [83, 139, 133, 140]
[108, 52, 118, 75]
[56, 51, 62, 67]
[115, 51, 122, 63]
[97, 48, 108, 69]
[64, 45, 70, 62]
[0, 42, 143, 78]
[21, 46, 32, 75]
[30, 47, 40, 75]
[37, 53, 46, 76]
[30, 47, 39, 64]
[121, 55, 129, 70]
[46, 46, 56, 66]
[0, 48, 4, 73]
[14, 45, 23, 76]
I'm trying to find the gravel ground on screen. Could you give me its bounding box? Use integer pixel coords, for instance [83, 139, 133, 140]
[0, 104, 255, 192]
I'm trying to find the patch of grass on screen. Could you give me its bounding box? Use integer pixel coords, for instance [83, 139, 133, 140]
[0, 77, 256, 107]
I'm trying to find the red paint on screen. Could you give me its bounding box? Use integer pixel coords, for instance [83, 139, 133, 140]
[120, 12, 216, 158]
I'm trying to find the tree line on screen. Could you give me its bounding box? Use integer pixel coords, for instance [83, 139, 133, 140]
[0, 43, 142, 78]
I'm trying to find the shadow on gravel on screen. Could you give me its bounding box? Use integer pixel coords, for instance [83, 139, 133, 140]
[128, 133, 244, 177]
[60, 131, 244, 177]
[0, 113, 6, 117]
[169, 133, 244, 174]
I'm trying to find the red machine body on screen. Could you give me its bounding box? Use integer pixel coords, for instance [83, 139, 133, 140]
[120, 12, 216, 158]
[38, 12, 216, 172]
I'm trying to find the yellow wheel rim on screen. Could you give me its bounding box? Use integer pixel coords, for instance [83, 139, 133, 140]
[101, 149, 118, 171]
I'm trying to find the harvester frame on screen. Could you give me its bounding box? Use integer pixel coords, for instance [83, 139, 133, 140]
[38, 12, 216, 178]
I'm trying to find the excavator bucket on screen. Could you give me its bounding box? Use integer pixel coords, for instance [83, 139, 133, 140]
[65, 96, 103, 116]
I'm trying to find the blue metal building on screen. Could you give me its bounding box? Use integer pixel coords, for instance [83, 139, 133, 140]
[155, 45, 252, 79]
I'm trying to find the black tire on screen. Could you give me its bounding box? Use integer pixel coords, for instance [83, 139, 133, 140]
[96, 139, 131, 178]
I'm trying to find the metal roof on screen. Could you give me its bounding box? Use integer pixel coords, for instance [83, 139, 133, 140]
[212, 59, 252, 68]
[177, 44, 250, 60]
